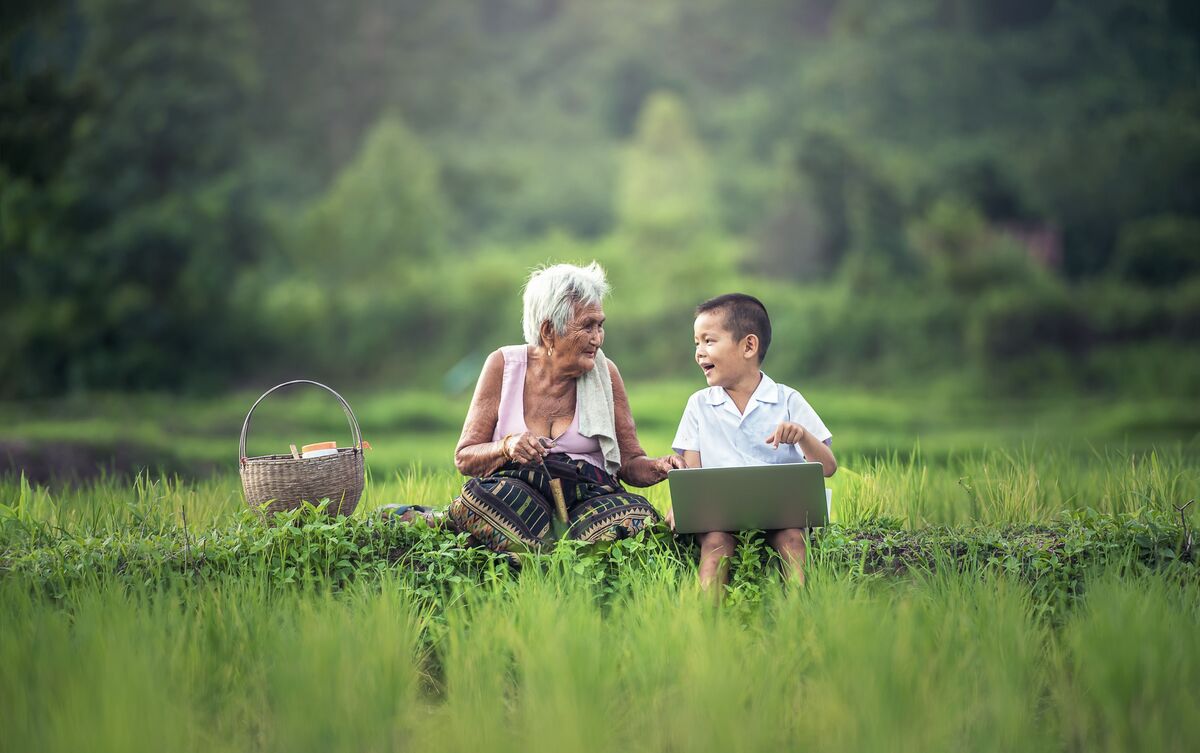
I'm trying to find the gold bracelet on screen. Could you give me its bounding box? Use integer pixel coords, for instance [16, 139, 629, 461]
[500, 434, 514, 460]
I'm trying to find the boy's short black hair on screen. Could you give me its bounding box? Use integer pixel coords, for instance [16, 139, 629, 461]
[695, 293, 772, 363]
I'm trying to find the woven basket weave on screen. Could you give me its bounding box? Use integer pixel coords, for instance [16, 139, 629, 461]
[239, 380, 365, 516]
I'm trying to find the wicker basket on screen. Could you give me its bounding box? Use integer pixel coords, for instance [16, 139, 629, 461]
[239, 380, 365, 516]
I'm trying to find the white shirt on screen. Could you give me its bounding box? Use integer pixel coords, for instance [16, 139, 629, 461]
[671, 372, 832, 468]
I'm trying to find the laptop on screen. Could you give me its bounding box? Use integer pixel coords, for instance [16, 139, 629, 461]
[667, 462, 830, 534]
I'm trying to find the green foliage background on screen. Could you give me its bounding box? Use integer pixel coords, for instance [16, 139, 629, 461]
[5, 7, 1199, 749]
[3, 0, 1199, 397]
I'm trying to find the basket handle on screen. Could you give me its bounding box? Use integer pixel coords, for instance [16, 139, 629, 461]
[239, 380, 363, 462]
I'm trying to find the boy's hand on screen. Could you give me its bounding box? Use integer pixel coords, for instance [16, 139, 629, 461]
[665, 506, 676, 531]
[765, 421, 806, 449]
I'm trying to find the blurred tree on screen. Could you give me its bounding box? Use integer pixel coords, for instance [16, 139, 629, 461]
[752, 186, 832, 281]
[605, 59, 675, 138]
[247, 1, 485, 188]
[256, 115, 453, 381]
[4, 0, 1200, 394]
[968, 283, 1091, 391]
[3, 0, 265, 394]
[0, 1, 89, 396]
[296, 115, 449, 278]
[907, 198, 1047, 293]
[776, 0, 1200, 279]
[0, 0, 86, 187]
[792, 127, 913, 285]
[1111, 216, 1200, 288]
[616, 91, 715, 242]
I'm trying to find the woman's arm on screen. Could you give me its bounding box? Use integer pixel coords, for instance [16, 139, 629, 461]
[610, 360, 684, 486]
[453, 350, 507, 476]
[454, 351, 553, 477]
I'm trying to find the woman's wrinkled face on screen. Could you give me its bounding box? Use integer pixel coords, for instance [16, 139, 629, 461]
[552, 301, 606, 374]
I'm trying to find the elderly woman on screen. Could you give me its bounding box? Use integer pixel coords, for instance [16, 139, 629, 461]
[449, 262, 684, 556]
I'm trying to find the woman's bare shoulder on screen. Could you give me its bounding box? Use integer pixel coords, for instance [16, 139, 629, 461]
[484, 348, 506, 368]
[472, 349, 507, 395]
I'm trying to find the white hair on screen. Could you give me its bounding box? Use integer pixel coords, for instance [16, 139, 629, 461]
[521, 262, 610, 346]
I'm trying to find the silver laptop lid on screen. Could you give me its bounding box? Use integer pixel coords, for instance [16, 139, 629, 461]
[667, 462, 828, 534]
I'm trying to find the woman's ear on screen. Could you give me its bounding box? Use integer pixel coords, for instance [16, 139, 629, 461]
[539, 320, 556, 350]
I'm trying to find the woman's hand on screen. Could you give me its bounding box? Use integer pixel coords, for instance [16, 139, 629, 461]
[619, 453, 685, 486]
[501, 432, 552, 465]
[765, 421, 807, 448]
[648, 453, 687, 482]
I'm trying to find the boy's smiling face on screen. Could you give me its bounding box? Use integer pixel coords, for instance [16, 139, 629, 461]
[694, 310, 759, 387]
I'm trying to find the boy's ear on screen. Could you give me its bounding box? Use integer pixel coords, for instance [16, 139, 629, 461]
[741, 334, 760, 360]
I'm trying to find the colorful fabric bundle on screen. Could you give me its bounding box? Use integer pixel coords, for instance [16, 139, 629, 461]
[448, 453, 660, 558]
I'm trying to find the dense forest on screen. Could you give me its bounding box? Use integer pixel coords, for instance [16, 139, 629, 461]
[3, 0, 1199, 397]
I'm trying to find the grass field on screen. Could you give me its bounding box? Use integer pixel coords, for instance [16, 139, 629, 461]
[4, 380, 1199, 478]
[2, 386, 1198, 752]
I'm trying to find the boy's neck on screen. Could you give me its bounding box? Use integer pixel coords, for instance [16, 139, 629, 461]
[721, 369, 763, 415]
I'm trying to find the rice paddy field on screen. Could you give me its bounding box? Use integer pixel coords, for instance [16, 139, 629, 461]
[2, 384, 1199, 752]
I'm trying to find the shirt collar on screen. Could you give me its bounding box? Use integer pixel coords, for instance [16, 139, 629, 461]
[705, 372, 779, 406]
[751, 371, 780, 404]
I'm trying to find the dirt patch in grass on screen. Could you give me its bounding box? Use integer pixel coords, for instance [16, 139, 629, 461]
[0, 439, 213, 484]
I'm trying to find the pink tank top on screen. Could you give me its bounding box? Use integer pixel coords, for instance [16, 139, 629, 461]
[493, 345, 605, 469]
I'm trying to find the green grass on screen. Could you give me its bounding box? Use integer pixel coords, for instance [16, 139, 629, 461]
[2, 389, 1199, 751]
[3, 382, 1198, 479]
[1, 562, 1197, 753]
[3, 445, 1195, 533]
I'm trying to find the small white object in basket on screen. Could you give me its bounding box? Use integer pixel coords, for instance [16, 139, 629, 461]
[301, 441, 338, 459]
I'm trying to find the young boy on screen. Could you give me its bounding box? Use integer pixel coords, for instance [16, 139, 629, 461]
[670, 293, 837, 592]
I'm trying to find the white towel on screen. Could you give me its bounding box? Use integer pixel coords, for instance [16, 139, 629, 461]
[576, 348, 622, 476]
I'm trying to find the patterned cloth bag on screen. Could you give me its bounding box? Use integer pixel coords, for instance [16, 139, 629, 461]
[448, 453, 660, 557]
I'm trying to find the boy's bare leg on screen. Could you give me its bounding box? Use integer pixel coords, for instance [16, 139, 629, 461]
[767, 527, 807, 587]
[697, 531, 737, 599]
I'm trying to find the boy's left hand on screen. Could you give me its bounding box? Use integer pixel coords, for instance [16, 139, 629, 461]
[765, 421, 806, 448]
